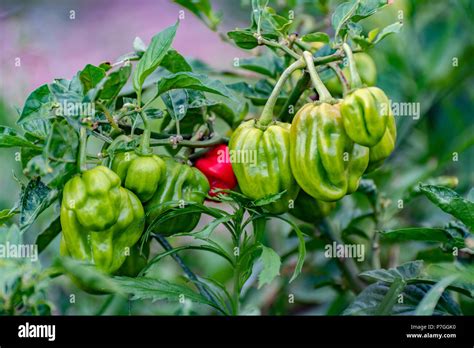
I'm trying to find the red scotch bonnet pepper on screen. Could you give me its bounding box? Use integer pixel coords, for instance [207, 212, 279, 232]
[194, 144, 237, 196]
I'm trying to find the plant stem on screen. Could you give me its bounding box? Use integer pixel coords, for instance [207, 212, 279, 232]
[137, 110, 152, 155]
[150, 134, 228, 148]
[258, 58, 306, 127]
[256, 35, 301, 60]
[303, 51, 332, 102]
[97, 102, 121, 132]
[153, 234, 218, 306]
[329, 62, 350, 96]
[279, 72, 310, 122]
[78, 127, 88, 173]
[342, 43, 362, 89]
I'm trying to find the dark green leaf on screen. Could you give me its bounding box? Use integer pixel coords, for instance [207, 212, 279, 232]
[86, 64, 132, 106]
[19, 179, 58, 232]
[174, 0, 221, 31]
[380, 227, 465, 247]
[301, 32, 330, 43]
[79, 64, 106, 93]
[17, 84, 55, 125]
[0, 126, 41, 149]
[414, 275, 459, 315]
[156, 72, 235, 100]
[227, 30, 278, 50]
[114, 276, 220, 310]
[161, 49, 193, 73]
[133, 22, 179, 93]
[344, 282, 461, 315]
[35, 215, 61, 253]
[161, 90, 189, 121]
[419, 184, 474, 230]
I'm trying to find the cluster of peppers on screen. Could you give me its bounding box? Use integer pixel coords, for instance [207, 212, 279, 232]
[60, 147, 212, 276]
[59, 44, 395, 280]
[229, 46, 396, 219]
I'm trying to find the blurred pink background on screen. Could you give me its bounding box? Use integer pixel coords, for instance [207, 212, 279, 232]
[0, 0, 249, 106]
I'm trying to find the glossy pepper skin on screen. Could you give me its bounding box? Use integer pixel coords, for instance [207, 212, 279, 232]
[111, 152, 166, 202]
[229, 120, 300, 214]
[340, 86, 391, 147]
[290, 103, 369, 202]
[146, 157, 209, 236]
[60, 166, 145, 273]
[290, 190, 336, 223]
[366, 112, 397, 172]
[194, 144, 237, 196]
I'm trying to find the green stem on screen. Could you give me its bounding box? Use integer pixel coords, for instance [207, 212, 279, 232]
[150, 135, 228, 148]
[279, 72, 311, 122]
[138, 110, 152, 155]
[342, 43, 362, 89]
[78, 127, 88, 173]
[328, 62, 350, 96]
[258, 58, 306, 127]
[97, 102, 121, 132]
[256, 35, 301, 60]
[303, 51, 332, 102]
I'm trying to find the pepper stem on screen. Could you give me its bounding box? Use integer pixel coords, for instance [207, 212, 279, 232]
[138, 110, 152, 156]
[258, 58, 306, 127]
[78, 126, 88, 173]
[303, 51, 332, 102]
[328, 62, 350, 96]
[342, 43, 362, 89]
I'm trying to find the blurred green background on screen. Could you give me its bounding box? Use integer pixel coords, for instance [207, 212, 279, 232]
[0, 0, 472, 315]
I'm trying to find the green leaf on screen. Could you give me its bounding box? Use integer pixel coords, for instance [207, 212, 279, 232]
[257, 244, 281, 288]
[0, 209, 18, 225]
[35, 215, 61, 253]
[301, 32, 330, 43]
[114, 276, 220, 310]
[79, 64, 106, 93]
[238, 54, 282, 78]
[380, 227, 465, 247]
[332, 0, 359, 39]
[344, 282, 461, 315]
[174, 0, 221, 31]
[156, 72, 235, 100]
[414, 275, 459, 315]
[133, 22, 179, 93]
[19, 179, 58, 232]
[419, 184, 474, 230]
[17, 84, 55, 125]
[160, 49, 193, 73]
[372, 21, 403, 44]
[49, 76, 84, 105]
[375, 278, 406, 315]
[161, 90, 189, 121]
[86, 64, 132, 106]
[56, 257, 123, 294]
[227, 30, 278, 50]
[361, 261, 474, 298]
[0, 126, 41, 149]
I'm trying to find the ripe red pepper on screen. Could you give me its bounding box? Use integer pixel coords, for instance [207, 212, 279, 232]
[194, 144, 237, 197]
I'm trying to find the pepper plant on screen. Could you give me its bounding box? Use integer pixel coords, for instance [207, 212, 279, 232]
[0, 0, 473, 316]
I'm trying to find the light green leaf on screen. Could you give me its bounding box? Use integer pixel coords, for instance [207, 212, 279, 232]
[257, 245, 281, 288]
[133, 22, 179, 93]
